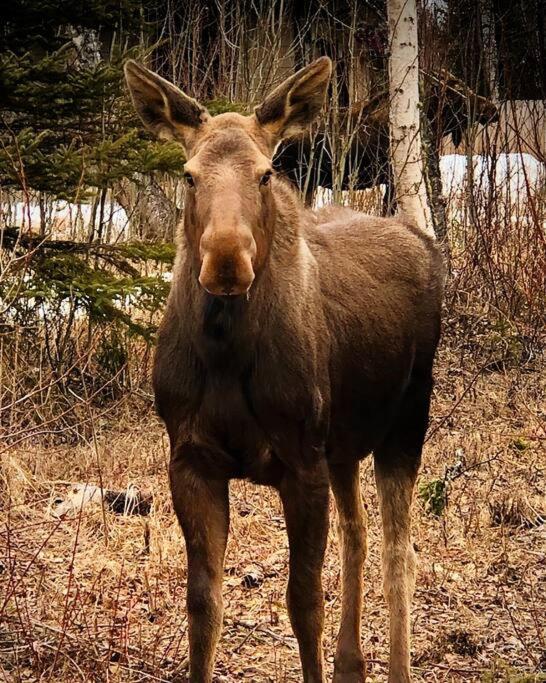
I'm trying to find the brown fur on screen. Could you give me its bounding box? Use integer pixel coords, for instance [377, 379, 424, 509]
[125, 57, 444, 683]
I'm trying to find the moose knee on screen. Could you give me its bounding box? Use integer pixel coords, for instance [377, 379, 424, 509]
[341, 518, 368, 551]
[187, 572, 223, 618]
[286, 574, 322, 610]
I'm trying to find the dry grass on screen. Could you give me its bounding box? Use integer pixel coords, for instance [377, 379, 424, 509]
[1, 347, 545, 683]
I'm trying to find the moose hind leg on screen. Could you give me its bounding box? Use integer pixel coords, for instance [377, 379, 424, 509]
[374, 376, 432, 683]
[329, 461, 367, 682]
[170, 446, 229, 683]
[279, 462, 330, 683]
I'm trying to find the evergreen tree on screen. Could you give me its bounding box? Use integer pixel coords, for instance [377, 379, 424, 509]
[0, 0, 186, 217]
[0, 1, 185, 353]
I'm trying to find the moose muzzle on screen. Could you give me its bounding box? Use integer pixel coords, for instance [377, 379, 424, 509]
[198, 225, 256, 296]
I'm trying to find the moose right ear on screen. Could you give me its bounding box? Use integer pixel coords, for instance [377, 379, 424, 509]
[124, 60, 209, 150]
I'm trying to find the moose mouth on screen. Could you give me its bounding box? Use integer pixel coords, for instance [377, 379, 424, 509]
[199, 280, 253, 298]
[204, 290, 250, 301]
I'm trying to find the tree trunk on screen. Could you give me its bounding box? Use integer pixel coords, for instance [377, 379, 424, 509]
[387, 0, 435, 237]
[479, 0, 499, 101]
[421, 110, 448, 244]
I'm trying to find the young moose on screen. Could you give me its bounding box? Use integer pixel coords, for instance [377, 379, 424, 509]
[125, 57, 443, 682]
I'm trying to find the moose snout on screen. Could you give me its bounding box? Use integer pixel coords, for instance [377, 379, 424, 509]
[198, 226, 256, 297]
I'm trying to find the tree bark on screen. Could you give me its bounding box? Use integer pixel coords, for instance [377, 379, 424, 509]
[387, 0, 435, 237]
[421, 109, 448, 245]
[479, 0, 499, 101]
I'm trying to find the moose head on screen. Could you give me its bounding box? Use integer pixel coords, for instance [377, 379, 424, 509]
[125, 57, 332, 297]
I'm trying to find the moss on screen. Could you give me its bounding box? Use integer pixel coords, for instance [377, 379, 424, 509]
[482, 667, 546, 682]
[418, 478, 448, 517]
[510, 436, 530, 452]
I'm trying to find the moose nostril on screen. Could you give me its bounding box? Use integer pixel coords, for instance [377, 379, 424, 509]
[222, 285, 233, 296]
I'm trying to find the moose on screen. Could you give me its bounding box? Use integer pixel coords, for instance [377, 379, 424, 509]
[125, 56, 444, 682]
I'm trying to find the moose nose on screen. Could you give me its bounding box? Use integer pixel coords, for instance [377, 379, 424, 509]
[198, 225, 256, 297]
[198, 252, 255, 297]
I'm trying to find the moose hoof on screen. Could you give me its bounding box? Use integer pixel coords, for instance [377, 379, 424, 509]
[333, 656, 366, 682]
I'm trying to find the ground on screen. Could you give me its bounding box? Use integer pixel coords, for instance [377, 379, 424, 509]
[1, 348, 545, 682]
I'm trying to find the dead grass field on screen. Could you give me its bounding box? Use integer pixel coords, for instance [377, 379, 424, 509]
[1, 345, 545, 683]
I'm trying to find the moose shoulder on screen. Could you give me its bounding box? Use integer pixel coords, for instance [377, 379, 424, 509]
[125, 56, 443, 683]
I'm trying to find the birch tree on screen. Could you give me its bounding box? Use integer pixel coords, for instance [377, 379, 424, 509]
[387, 0, 435, 237]
[480, 0, 500, 101]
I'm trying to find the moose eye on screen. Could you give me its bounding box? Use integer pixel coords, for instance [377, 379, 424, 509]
[184, 172, 195, 188]
[260, 171, 273, 186]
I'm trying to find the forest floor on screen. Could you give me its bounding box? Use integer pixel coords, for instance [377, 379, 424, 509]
[1, 346, 545, 683]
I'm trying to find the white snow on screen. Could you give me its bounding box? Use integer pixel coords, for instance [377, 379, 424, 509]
[440, 153, 545, 202]
[313, 153, 545, 212]
[1, 199, 130, 239]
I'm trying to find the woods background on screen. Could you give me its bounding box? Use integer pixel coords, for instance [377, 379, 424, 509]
[1, 1, 545, 682]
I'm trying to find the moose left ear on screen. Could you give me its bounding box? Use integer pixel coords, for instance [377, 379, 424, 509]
[254, 56, 332, 148]
[124, 60, 209, 150]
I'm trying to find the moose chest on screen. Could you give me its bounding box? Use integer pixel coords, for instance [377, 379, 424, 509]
[155, 293, 328, 483]
[191, 363, 321, 485]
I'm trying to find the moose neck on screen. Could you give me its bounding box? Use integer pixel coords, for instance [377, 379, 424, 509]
[178, 179, 306, 365]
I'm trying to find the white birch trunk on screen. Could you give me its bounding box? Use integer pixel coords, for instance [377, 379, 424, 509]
[387, 0, 435, 237]
[480, 0, 499, 101]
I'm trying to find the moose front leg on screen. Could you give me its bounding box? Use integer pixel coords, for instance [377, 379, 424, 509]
[170, 447, 229, 683]
[279, 460, 330, 683]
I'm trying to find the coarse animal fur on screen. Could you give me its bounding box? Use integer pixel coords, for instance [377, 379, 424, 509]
[125, 56, 444, 683]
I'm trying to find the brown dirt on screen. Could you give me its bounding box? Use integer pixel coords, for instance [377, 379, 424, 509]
[1, 352, 545, 682]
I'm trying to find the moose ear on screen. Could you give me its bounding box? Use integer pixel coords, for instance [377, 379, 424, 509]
[254, 57, 332, 147]
[124, 60, 209, 149]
